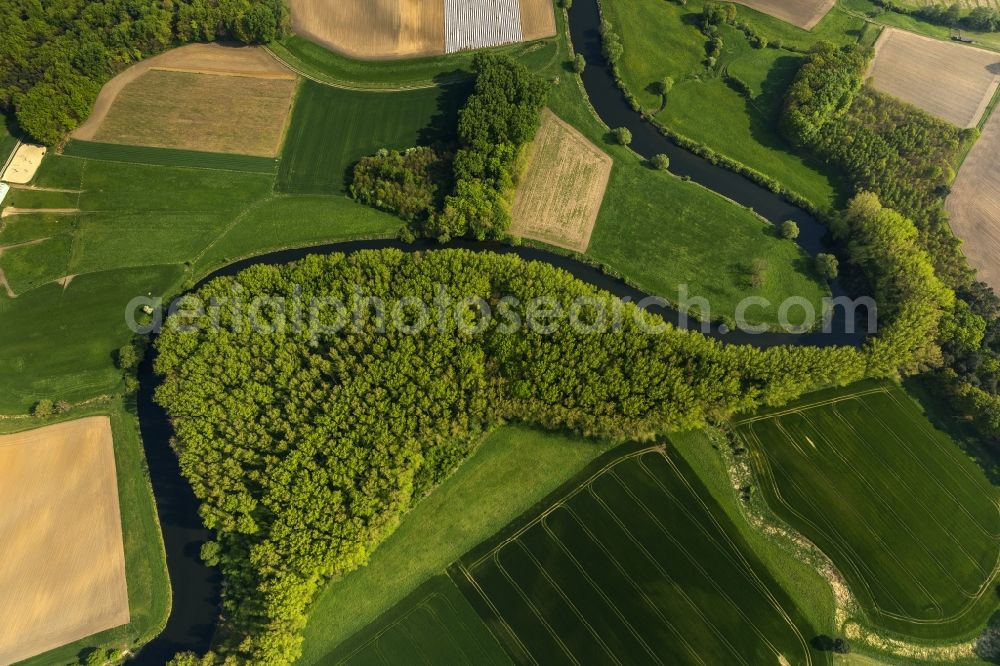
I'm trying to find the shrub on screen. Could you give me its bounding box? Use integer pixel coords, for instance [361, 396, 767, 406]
[573, 53, 586, 73]
[781, 220, 800, 239]
[612, 127, 633, 145]
[32, 399, 54, 418]
[815, 253, 839, 280]
[651, 153, 670, 170]
[351, 147, 448, 223]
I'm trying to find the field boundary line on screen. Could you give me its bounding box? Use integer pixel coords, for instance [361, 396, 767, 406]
[827, 402, 995, 577]
[490, 547, 581, 664]
[537, 517, 664, 664]
[1, 139, 20, 178]
[732, 386, 886, 425]
[603, 468, 784, 663]
[262, 47, 448, 93]
[559, 502, 708, 665]
[638, 453, 814, 665]
[452, 562, 537, 665]
[511, 541, 622, 664]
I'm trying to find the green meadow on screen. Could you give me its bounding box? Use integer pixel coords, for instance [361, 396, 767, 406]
[737, 382, 1000, 640]
[277, 80, 471, 193]
[599, 0, 863, 209]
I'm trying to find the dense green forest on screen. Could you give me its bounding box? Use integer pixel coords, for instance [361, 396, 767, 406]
[157, 196, 951, 661]
[0, 0, 287, 144]
[349, 147, 449, 223]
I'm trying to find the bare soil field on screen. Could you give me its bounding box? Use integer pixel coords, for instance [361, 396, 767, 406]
[732, 0, 834, 30]
[0, 416, 128, 664]
[510, 109, 612, 253]
[2, 144, 46, 184]
[947, 110, 1000, 291]
[70, 44, 296, 156]
[520, 0, 557, 41]
[289, 0, 445, 59]
[868, 28, 1000, 127]
[89, 70, 296, 157]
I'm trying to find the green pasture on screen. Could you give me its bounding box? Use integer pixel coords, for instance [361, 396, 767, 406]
[269, 36, 559, 90]
[0, 6, 837, 412]
[0, 155, 399, 413]
[296, 425, 616, 665]
[1, 116, 18, 166]
[737, 382, 1000, 640]
[62, 140, 279, 174]
[324, 576, 510, 666]
[277, 80, 471, 193]
[455, 448, 827, 664]
[4, 402, 170, 665]
[599, 0, 862, 209]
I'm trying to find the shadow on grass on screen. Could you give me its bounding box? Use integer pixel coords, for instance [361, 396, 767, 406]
[903, 375, 1000, 486]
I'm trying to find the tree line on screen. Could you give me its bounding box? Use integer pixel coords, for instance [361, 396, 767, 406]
[1, 0, 287, 145]
[782, 40, 1000, 459]
[157, 198, 953, 662]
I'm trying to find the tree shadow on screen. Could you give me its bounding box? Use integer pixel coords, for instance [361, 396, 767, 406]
[417, 76, 475, 148]
[744, 53, 853, 208]
[902, 375, 1000, 486]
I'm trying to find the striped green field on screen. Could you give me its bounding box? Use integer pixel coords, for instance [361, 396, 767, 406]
[62, 141, 279, 174]
[737, 382, 1000, 640]
[453, 447, 826, 665]
[325, 576, 510, 666]
[276, 80, 470, 194]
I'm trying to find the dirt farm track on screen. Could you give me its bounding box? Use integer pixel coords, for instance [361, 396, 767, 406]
[947, 110, 1000, 293]
[0, 417, 129, 665]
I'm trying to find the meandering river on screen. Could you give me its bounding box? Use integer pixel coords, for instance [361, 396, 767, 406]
[132, 5, 857, 660]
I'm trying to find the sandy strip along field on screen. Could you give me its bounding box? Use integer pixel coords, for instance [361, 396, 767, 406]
[868, 28, 1000, 128]
[733, 0, 834, 30]
[289, 0, 445, 59]
[2, 144, 46, 184]
[0, 416, 128, 664]
[947, 110, 1000, 292]
[510, 109, 612, 253]
[72, 43, 295, 143]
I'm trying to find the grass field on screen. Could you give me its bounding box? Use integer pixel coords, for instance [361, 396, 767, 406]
[324, 575, 510, 665]
[296, 425, 616, 664]
[868, 28, 1000, 128]
[277, 80, 471, 193]
[737, 382, 1000, 640]
[454, 447, 824, 664]
[510, 109, 612, 252]
[2, 404, 170, 666]
[600, 0, 859, 210]
[63, 140, 279, 174]
[91, 69, 297, 156]
[0, 116, 17, 167]
[267, 35, 560, 90]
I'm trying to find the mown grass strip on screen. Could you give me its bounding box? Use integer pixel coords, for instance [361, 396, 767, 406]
[62, 141, 278, 175]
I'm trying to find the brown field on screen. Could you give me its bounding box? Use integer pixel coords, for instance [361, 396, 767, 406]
[0, 416, 128, 664]
[510, 109, 612, 253]
[289, 0, 445, 59]
[520, 0, 557, 41]
[72, 44, 297, 156]
[868, 28, 1000, 128]
[947, 110, 1000, 291]
[90, 70, 296, 157]
[732, 0, 834, 30]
